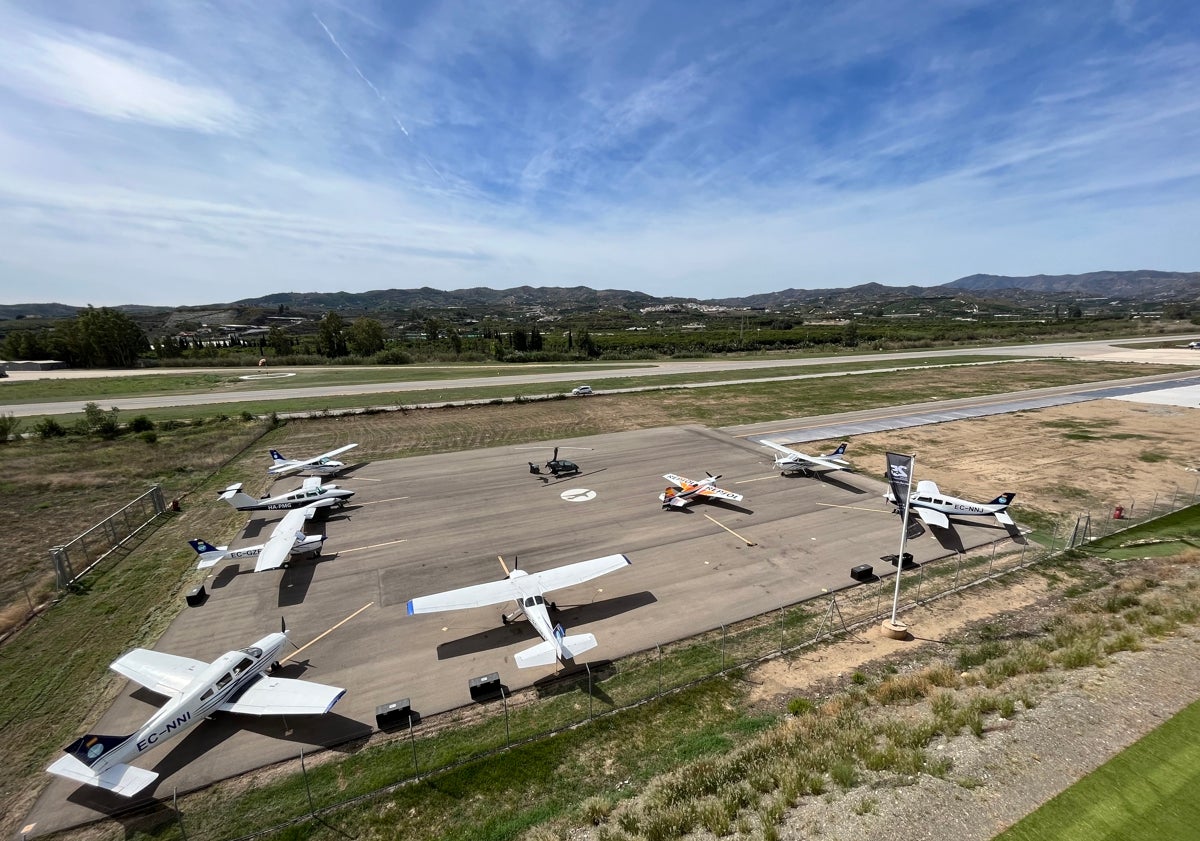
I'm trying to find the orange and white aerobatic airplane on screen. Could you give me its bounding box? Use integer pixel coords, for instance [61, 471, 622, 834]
[660, 472, 744, 509]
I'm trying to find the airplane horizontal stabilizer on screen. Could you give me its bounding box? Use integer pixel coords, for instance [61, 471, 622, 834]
[560, 632, 598, 659]
[994, 511, 1015, 526]
[47, 754, 159, 797]
[514, 640, 559, 668]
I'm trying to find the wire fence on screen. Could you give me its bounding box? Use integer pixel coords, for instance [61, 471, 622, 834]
[48, 485, 168, 590]
[130, 482, 1200, 840]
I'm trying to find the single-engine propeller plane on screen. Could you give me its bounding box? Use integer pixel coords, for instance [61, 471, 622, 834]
[267, 444, 358, 477]
[761, 440, 851, 476]
[660, 473, 744, 508]
[218, 476, 354, 514]
[189, 504, 325, 571]
[887, 480, 1015, 529]
[407, 553, 631, 668]
[46, 623, 345, 797]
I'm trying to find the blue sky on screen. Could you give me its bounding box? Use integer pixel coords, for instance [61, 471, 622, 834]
[0, 0, 1197, 306]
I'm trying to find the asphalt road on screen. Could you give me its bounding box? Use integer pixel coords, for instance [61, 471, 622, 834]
[26, 423, 1011, 835]
[7, 336, 1200, 417]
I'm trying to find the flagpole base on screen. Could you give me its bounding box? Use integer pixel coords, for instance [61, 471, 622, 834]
[880, 619, 910, 640]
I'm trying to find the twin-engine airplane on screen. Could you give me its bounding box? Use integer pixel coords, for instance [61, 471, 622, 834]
[218, 476, 355, 514]
[189, 504, 324, 572]
[407, 554, 631, 668]
[887, 480, 1016, 529]
[46, 625, 345, 797]
[660, 473, 744, 508]
[761, 441, 851, 476]
[267, 444, 358, 477]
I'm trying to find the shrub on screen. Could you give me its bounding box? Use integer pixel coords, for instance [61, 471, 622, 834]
[140, 431, 158, 444]
[129, 415, 155, 432]
[0, 412, 22, 442]
[581, 795, 614, 826]
[34, 417, 67, 438]
[787, 697, 815, 716]
[240, 410, 255, 421]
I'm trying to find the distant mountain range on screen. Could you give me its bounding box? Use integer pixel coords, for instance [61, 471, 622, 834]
[2, 270, 1198, 322]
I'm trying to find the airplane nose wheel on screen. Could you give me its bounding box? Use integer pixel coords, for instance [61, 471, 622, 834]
[501, 613, 511, 625]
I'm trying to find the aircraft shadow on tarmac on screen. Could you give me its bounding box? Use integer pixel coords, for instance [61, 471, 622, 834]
[64, 710, 370, 813]
[435, 590, 658, 661]
[277, 553, 340, 608]
[531, 467, 608, 485]
[780, 472, 869, 495]
[926, 519, 1027, 554]
[667, 499, 754, 516]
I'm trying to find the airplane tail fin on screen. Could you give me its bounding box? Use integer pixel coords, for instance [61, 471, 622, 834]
[188, 539, 227, 569]
[62, 733, 135, 768]
[218, 484, 258, 510]
[513, 633, 598, 668]
[269, 449, 288, 465]
[826, 442, 849, 461]
[990, 492, 1016, 507]
[47, 748, 158, 797]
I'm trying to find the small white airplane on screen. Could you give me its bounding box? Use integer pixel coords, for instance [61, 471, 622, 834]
[189, 505, 324, 572]
[761, 440, 851, 476]
[660, 473, 744, 508]
[218, 477, 354, 514]
[267, 444, 358, 477]
[46, 624, 344, 797]
[406, 554, 631, 669]
[887, 480, 1016, 529]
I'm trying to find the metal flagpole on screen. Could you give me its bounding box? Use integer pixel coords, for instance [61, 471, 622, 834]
[884, 452, 916, 637]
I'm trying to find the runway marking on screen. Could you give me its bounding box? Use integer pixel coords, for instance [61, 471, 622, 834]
[286, 602, 373, 662]
[344, 476, 382, 482]
[561, 488, 597, 502]
[817, 502, 893, 514]
[734, 474, 779, 485]
[354, 496, 410, 506]
[337, 539, 408, 554]
[238, 372, 296, 380]
[703, 513, 757, 547]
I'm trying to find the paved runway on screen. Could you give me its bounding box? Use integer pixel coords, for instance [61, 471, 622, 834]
[27, 423, 1011, 835]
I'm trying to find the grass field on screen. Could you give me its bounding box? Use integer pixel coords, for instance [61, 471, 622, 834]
[995, 696, 1200, 841]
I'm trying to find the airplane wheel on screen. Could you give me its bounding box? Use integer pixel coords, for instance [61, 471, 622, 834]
[501, 614, 510, 625]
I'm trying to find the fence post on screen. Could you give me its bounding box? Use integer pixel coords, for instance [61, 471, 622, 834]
[50, 546, 73, 590]
[657, 644, 663, 696]
[300, 749, 315, 815]
[586, 662, 594, 719]
[720, 625, 727, 671]
[173, 788, 189, 841]
[409, 713, 418, 774]
[502, 687, 511, 745]
[779, 607, 785, 655]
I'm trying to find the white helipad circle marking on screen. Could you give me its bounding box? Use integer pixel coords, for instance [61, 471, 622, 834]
[239, 372, 297, 380]
[561, 488, 597, 502]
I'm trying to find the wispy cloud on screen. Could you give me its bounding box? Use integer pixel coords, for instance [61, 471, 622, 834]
[0, 0, 1197, 305]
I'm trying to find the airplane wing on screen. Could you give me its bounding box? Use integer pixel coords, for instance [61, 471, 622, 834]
[269, 444, 358, 475]
[407, 578, 520, 614]
[110, 649, 208, 698]
[254, 506, 316, 572]
[696, 485, 744, 503]
[662, 473, 693, 487]
[529, 554, 631, 593]
[912, 506, 950, 529]
[761, 440, 849, 471]
[219, 675, 345, 716]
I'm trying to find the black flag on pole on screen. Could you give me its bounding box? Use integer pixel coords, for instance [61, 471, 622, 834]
[885, 452, 914, 511]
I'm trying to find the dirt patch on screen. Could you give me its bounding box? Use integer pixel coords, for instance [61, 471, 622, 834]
[747, 577, 1052, 706]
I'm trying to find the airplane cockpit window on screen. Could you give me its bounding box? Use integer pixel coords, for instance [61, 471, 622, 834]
[216, 672, 234, 689]
[201, 688, 214, 700]
[241, 647, 263, 658]
[534, 596, 545, 605]
[231, 656, 254, 675]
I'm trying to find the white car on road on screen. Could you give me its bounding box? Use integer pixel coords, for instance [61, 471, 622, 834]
[571, 385, 593, 396]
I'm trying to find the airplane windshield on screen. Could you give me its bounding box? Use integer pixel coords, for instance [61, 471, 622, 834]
[240, 647, 263, 658]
